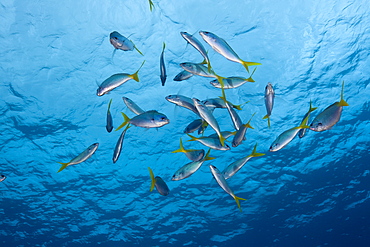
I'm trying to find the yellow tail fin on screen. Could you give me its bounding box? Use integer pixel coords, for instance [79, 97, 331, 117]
[233, 195, 247, 212]
[203, 149, 215, 161]
[263, 115, 271, 128]
[134, 45, 144, 56]
[249, 143, 265, 158]
[241, 60, 262, 74]
[116, 112, 131, 131]
[148, 167, 156, 192]
[57, 162, 69, 173]
[218, 133, 226, 147]
[130, 60, 146, 82]
[172, 138, 186, 153]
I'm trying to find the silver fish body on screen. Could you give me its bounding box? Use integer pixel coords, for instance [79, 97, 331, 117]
[184, 119, 203, 133]
[154, 176, 170, 196]
[187, 134, 230, 151]
[112, 125, 130, 163]
[172, 150, 212, 181]
[180, 62, 215, 78]
[224, 100, 243, 131]
[264, 83, 274, 117]
[57, 143, 99, 172]
[106, 99, 113, 133]
[166, 95, 199, 115]
[210, 76, 253, 89]
[130, 110, 169, 128]
[269, 128, 300, 152]
[160, 43, 167, 86]
[310, 103, 343, 132]
[180, 32, 210, 66]
[110, 31, 134, 51]
[97, 74, 135, 96]
[173, 70, 193, 81]
[122, 97, 145, 115]
[222, 156, 252, 180]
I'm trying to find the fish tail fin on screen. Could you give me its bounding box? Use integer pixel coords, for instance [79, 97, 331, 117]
[57, 162, 69, 173]
[263, 115, 271, 128]
[338, 81, 349, 106]
[293, 116, 310, 130]
[245, 112, 256, 129]
[148, 0, 154, 11]
[116, 112, 131, 131]
[241, 60, 262, 74]
[134, 46, 144, 56]
[171, 138, 187, 153]
[130, 60, 146, 82]
[233, 195, 247, 212]
[162, 42, 166, 51]
[200, 58, 207, 65]
[308, 100, 318, 113]
[148, 167, 156, 192]
[218, 133, 227, 147]
[186, 134, 198, 142]
[249, 143, 265, 158]
[246, 67, 257, 82]
[108, 98, 113, 112]
[215, 75, 225, 89]
[204, 149, 216, 161]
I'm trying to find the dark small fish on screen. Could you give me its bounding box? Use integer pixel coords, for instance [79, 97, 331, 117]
[184, 119, 203, 134]
[173, 70, 193, 81]
[106, 99, 113, 133]
[160, 42, 167, 86]
[113, 125, 131, 163]
[148, 167, 170, 196]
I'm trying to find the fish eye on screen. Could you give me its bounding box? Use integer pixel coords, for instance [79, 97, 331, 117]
[161, 117, 166, 120]
[114, 37, 118, 40]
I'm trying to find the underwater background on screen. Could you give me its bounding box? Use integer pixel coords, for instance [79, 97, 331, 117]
[1, 0, 369, 246]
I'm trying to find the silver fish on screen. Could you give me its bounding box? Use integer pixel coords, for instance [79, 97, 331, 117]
[180, 31, 211, 71]
[113, 125, 131, 163]
[165, 95, 199, 116]
[199, 31, 261, 73]
[148, 167, 170, 196]
[193, 98, 226, 146]
[210, 70, 256, 89]
[232, 113, 255, 148]
[209, 165, 247, 212]
[97, 61, 145, 96]
[57, 143, 99, 173]
[173, 70, 193, 81]
[310, 81, 349, 132]
[109, 31, 143, 55]
[184, 119, 203, 134]
[160, 42, 167, 86]
[201, 98, 243, 110]
[263, 83, 274, 128]
[298, 100, 317, 138]
[172, 149, 214, 181]
[122, 97, 145, 115]
[180, 62, 226, 87]
[172, 138, 205, 162]
[116, 110, 169, 130]
[106, 99, 113, 133]
[222, 143, 265, 180]
[187, 134, 230, 151]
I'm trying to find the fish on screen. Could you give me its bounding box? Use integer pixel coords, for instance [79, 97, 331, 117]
[148, 0, 154, 11]
[184, 119, 203, 134]
[186, 134, 231, 151]
[106, 99, 113, 133]
[269, 115, 310, 152]
[263, 83, 274, 128]
[180, 31, 211, 71]
[232, 113, 255, 148]
[173, 70, 193, 81]
[57, 143, 99, 173]
[109, 31, 143, 55]
[199, 31, 261, 73]
[113, 125, 131, 163]
[122, 96, 145, 115]
[219, 92, 243, 131]
[116, 110, 170, 130]
[0, 174, 6, 182]
[310, 81, 349, 132]
[209, 165, 247, 212]
[165, 95, 199, 116]
[298, 100, 317, 138]
[148, 167, 170, 196]
[97, 61, 145, 96]
[193, 98, 226, 146]
[160, 42, 167, 86]
[180, 62, 226, 88]
[201, 98, 245, 110]
[222, 143, 265, 180]
[210, 68, 257, 89]
[172, 138, 205, 162]
[172, 149, 214, 181]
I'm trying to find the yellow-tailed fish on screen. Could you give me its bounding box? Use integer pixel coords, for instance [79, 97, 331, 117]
[113, 124, 131, 163]
[109, 31, 143, 55]
[232, 113, 255, 148]
[210, 68, 257, 89]
[172, 138, 205, 162]
[201, 98, 246, 110]
[173, 70, 193, 81]
[116, 110, 169, 130]
[172, 149, 214, 181]
[298, 100, 317, 138]
[219, 92, 243, 131]
[160, 42, 167, 86]
[57, 143, 99, 173]
[184, 119, 203, 134]
[180, 62, 226, 88]
[199, 31, 261, 73]
[209, 165, 247, 212]
[0, 175, 6, 182]
[165, 95, 199, 116]
[310, 81, 349, 132]
[187, 134, 231, 151]
[192, 98, 226, 146]
[106, 99, 113, 133]
[269, 115, 310, 152]
[122, 96, 145, 115]
[180, 31, 211, 72]
[148, 167, 170, 196]
[97, 61, 145, 96]
[263, 83, 274, 128]
[222, 143, 265, 180]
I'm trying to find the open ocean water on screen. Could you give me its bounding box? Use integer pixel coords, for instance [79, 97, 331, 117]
[1, 0, 369, 246]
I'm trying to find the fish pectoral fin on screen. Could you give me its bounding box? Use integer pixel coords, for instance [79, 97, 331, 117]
[57, 162, 70, 173]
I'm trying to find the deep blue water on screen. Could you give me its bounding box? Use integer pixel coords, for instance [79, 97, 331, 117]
[1, 0, 370, 246]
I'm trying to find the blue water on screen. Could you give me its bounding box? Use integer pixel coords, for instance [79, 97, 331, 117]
[1, 0, 369, 246]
